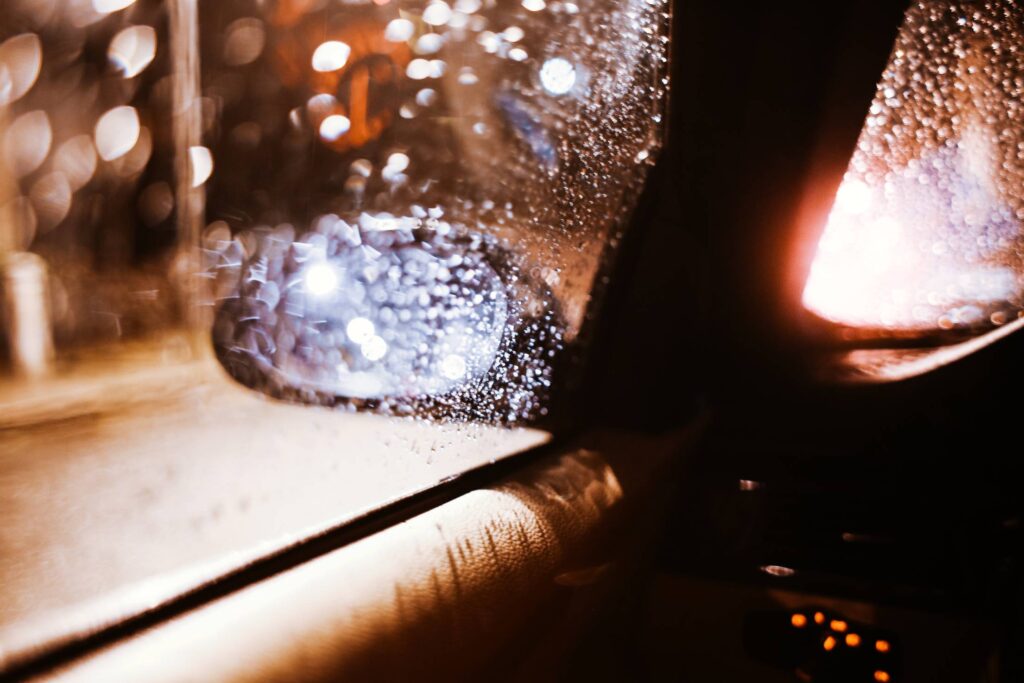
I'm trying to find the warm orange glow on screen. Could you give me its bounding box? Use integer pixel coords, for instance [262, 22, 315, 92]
[791, 613, 808, 628]
[823, 635, 837, 651]
[814, 612, 825, 625]
[876, 640, 891, 653]
[874, 671, 891, 683]
[800, 2, 1024, 334]
[845, 633, 861, 647]
[829, 620, 848, 633]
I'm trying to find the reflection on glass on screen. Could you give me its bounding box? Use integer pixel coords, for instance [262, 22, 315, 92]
[803, 0, 1024, 332]
[200, 0, 670, 423]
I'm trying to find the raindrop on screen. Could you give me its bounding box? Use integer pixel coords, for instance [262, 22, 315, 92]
[361, 335, 388, 361]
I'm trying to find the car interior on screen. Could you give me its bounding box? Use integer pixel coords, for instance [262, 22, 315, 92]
[1, 0, 1022, 681]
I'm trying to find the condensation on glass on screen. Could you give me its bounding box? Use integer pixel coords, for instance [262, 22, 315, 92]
[803, 0, 1024, 333]
[199, 0, 670, 424]
[0, 0, 197, 381]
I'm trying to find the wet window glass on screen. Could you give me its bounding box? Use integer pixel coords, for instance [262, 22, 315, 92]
[199, 0, 669, 423]
[803, 0, 1024, 333]
[0, 0, 669, 670]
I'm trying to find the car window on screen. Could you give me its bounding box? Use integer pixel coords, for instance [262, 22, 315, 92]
[803, 0, 1024, 335]
[0, 0, 669, 672]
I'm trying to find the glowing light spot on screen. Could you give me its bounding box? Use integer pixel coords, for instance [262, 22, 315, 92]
[386, 152, 409, 172]
[522, 0, 545, 11]
[814, 612, 825, 625]
[415, 88, 437, 107]
[311, 41, 351, 72]
[508, 47, 528, 62]
[540, 57, 576, 95]
[384, 19, 415, 42]
[95, 105, 140, 161]
[54, 135, 97, 191]
[319, 114, 351, 141]
[790, 614, 807, 628]
[845, 633, 861, 647]
[760, 564, 795, 578]
[223, 18, 265, 66]
[361, 335, 388, 361]
[29, 172, 72, 228]
[406, 59, 432, 80]
[833, 178, 872, 215]
[4, 110, 51, 177]
[503, 26, 524, 42]
[874, 672, 891, 683]
[830, 620, 848, 633]
[92, 0, 136, 14]
[416, 33, 444, 54]
[110, 126, 151, 177]
[304, 263, 338, 296]
[0, 33, 42, 105]
[422, 1, 452, 26]
[440, 353, 467, 379]
[876, 640, 891, 653]
[454, 0, 481, 12]
[108, 25, 156, 78]
[346, 317, 375, 344]
[189, 146, 213, 187]
[823, 636, 837, 651]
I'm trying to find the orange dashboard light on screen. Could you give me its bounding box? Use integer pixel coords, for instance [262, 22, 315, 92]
[791, 613, 808, 628]
[823, 635, 837, 651]
[845, 633, 861, 647]
[829, 619, 848, 633]
[814, 612, 825, 625]
[874, 671, 891, 683]
[876, 640, 891, 653]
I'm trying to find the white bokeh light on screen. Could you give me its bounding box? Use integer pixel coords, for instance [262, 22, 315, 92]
[304, 263, 339, 296]
[311, 41, 351, 72]
[540, 57, 576, 95]
[319, 114, 351, 141]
